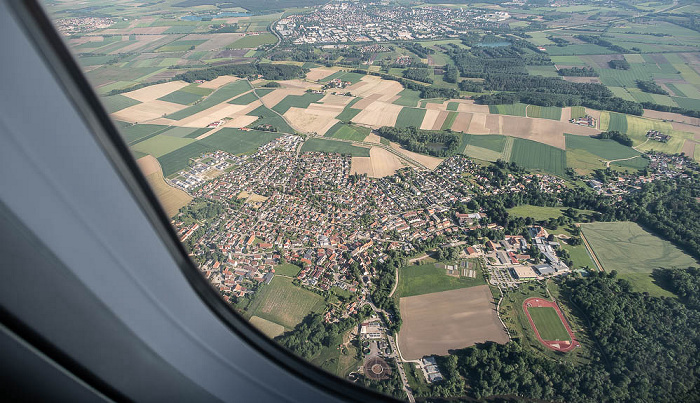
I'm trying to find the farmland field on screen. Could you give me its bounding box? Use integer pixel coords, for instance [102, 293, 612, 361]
[101, 94, 141, 113]
[509, 138, 566, 176]
[581, 222, 698, 297]
[489, 103, 528, 117]
[131, 135, 196, 158]
[526, 105, 562, 121]
[157, 128, 281, 176]
[272, 92, 325, 114]
[398, 285, 508, 360]
[228, 91, 258, 105]
[395, 262, 485, 298]
[325, 123, 370, 141]
[320, 71, 365, 84]
[565, 134, 645, 168]
[396, 107, 427, 128]
[301, 138, 370, 157]
[118, 123, 171, 145]
[441, 111, 458, 130]
[527, 307, 571, 341]
[166, 80, 252, 120]
[227, 33, 277, 49]
[245, 276, 325, 330]
[247, 105, 296, 133]
[570, 106, 587, 119]
[393, 89, 422, 107]
[157, 84, 213, 105]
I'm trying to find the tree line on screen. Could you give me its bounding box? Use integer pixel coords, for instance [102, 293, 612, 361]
[375, 126, 461, 157]
[174, 63, 308, 82]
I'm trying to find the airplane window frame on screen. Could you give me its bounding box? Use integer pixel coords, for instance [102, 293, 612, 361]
[7, 1, 401, 401]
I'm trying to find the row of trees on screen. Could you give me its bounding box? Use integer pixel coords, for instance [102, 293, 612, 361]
[558, 66, 598, 77]
[596, 130, 633, 146]
[174, 63, 307, 82]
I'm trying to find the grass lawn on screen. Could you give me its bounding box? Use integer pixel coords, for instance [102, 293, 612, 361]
[301, 138, 370, 157]
[395, 261, 485, 298]
[527, 307, 571, 341]
[507, 205, 568, 221]
[325, 123, 370, 141]
[396, 107, 427, 128]
[245, 276, 325, 330]
[274, 263, 301, 277]
[581, 222, 698, 297]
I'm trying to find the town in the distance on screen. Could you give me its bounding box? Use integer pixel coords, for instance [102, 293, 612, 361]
[50, 0, 700, 401]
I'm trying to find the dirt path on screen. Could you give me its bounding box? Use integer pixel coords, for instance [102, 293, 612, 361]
[577, 224, 604, 272]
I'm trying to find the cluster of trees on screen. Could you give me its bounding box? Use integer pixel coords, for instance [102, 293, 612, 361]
[179, 198, 225, 223]
[375, 126, 461, 157]
[458, 79, 483, 92]
[352, 70, 459, 99]
[275, 313, 363, 359]
[575, 34, 630, 54]
[404, 42, 434, 59]
[558, 66, 598, 77]
[609, 59, 631, 70]
[371, 255, 401, 334]
[208, 23, 238, 33]
[174, 63, 307, 82]
[596, 130, 633, 146]
[654, 267, 700, 310]
[402, 68, 433, 84]
[442, 65, 459, 84]
[427, 272, 700, 402]
[636, 79, 669, 95]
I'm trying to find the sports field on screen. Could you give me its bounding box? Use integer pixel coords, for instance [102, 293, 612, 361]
[301, 138, 370, 157]
[581, 222, 698, 296]
[246, 276, 326, 330]
[395, 262, 485, 298]
[398, 285, 508, 360]
[527, 307, 571, 341]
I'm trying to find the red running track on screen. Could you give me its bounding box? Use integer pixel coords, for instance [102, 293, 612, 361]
[523, 297, 579, 353]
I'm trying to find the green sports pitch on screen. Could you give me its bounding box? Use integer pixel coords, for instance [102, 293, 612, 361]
[527, 307, 571, 341]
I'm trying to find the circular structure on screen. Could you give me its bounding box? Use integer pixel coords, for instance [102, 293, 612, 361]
[363, 357, 391, 381]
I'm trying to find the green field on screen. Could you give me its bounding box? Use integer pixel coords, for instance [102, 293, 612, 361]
[227, 33, 278, 49]
[155, 39, 206, 52]
[161, 127, 210, 138]
[166, 80, 252, 120]
[324, 123, 370, 141]
[158, 84, 213, 105]
[527, 307, 571, 341]
[392, 89, 422, 107]
[581, 222, 698, 297]
[250, 316, 285, 339]
[600, 112, 628, 133]
[527, 105, 562, 120]
[228, 91, 258, 105]
[300, 138, 370, 157]
[157, 128, 281, 176]
[246, 105, 296, 133]
[246, 276, 325, 330]
[320, 71, 365, 84]
[507, 205, 569, 221]
[459, 134, 511, 161]
[446, 101, 459, 111]
[565, 134, 647, 170]
[396, 107, 427, 128]
[489, 103, 528, 117]
[274, 263, 302, 277]
[441, 111, 458, 130]
[118, 123, 171, 145]
[570, 106, 586, 119]
[272, 92, 325, 114]
[131, 135, 196, 158]
[509, 138, 566, 176]
[101, 94, 141, 113]
[395, 261, 485, 298]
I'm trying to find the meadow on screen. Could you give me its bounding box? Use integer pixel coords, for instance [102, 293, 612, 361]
[245, 276, 326, 330]
[395, 262, 485, 298]
[581, 222, 698, 297]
